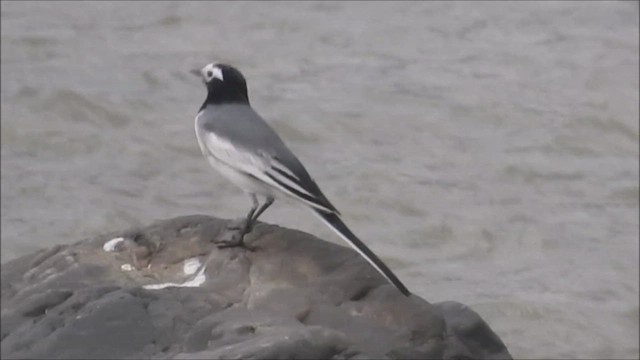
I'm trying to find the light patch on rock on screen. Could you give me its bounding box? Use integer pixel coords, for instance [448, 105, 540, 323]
[143, 265, 206, 290]
[121, 264, 134, 271]
[103, 237, 125, 252]
[183, 257, 201, 275]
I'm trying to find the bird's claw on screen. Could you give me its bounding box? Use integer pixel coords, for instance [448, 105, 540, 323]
[215, 231, 245, 248]
[214, 218, 255, 250]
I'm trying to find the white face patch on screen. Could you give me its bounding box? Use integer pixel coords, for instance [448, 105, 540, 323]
[201, 63, 224, 82]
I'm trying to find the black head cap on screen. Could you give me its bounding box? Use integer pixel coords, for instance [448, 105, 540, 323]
[195, 63, 249, 106]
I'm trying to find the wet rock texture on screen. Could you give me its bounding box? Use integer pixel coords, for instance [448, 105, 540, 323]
[1, 215, 511, 359]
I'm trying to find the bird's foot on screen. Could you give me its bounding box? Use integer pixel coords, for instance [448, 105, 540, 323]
[214, 218, 254, 250]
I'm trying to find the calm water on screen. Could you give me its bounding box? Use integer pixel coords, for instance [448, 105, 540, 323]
[1, 2, 638, 358]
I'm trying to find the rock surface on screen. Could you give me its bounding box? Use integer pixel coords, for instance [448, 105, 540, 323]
[1, 215, 511, 359]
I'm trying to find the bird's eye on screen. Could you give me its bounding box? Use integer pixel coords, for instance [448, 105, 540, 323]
[207, 71, 213, 78]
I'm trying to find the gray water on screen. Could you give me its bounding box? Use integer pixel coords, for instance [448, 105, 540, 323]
[1, 2, 638, 358]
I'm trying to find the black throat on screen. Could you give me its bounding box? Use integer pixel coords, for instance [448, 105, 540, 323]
[200, 71, 250, 111]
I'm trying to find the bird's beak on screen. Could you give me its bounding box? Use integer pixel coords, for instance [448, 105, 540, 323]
[189, 68, 201, 77]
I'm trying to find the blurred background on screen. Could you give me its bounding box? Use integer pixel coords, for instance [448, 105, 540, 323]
[1, 1, 638, 358]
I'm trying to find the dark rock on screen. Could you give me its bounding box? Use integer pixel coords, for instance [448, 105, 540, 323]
[0, 215, 511, 359]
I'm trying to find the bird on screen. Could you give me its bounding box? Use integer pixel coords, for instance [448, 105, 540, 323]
[191, 62, 411, 297]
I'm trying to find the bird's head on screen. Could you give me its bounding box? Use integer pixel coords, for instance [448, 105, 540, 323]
[191, 63, 249, 105]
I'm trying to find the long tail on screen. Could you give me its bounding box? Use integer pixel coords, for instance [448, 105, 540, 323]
[312, 209, 411, 296]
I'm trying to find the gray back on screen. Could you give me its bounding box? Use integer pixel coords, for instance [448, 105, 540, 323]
[198, 104, 311, 181]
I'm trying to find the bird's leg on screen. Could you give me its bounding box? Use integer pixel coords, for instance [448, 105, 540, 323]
[244, 194, 260, 223]
[237, 194, 271, 236]
[215, 194, 260, 249]
[250, 196, 274, 224]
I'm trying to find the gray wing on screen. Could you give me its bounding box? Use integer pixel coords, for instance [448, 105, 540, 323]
[196, 104, 339, 214]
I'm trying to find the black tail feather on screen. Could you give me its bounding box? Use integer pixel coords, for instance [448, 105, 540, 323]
[313, 209, 411, 296]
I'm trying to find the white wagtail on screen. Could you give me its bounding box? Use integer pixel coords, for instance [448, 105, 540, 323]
[191, 63, 410, 296]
